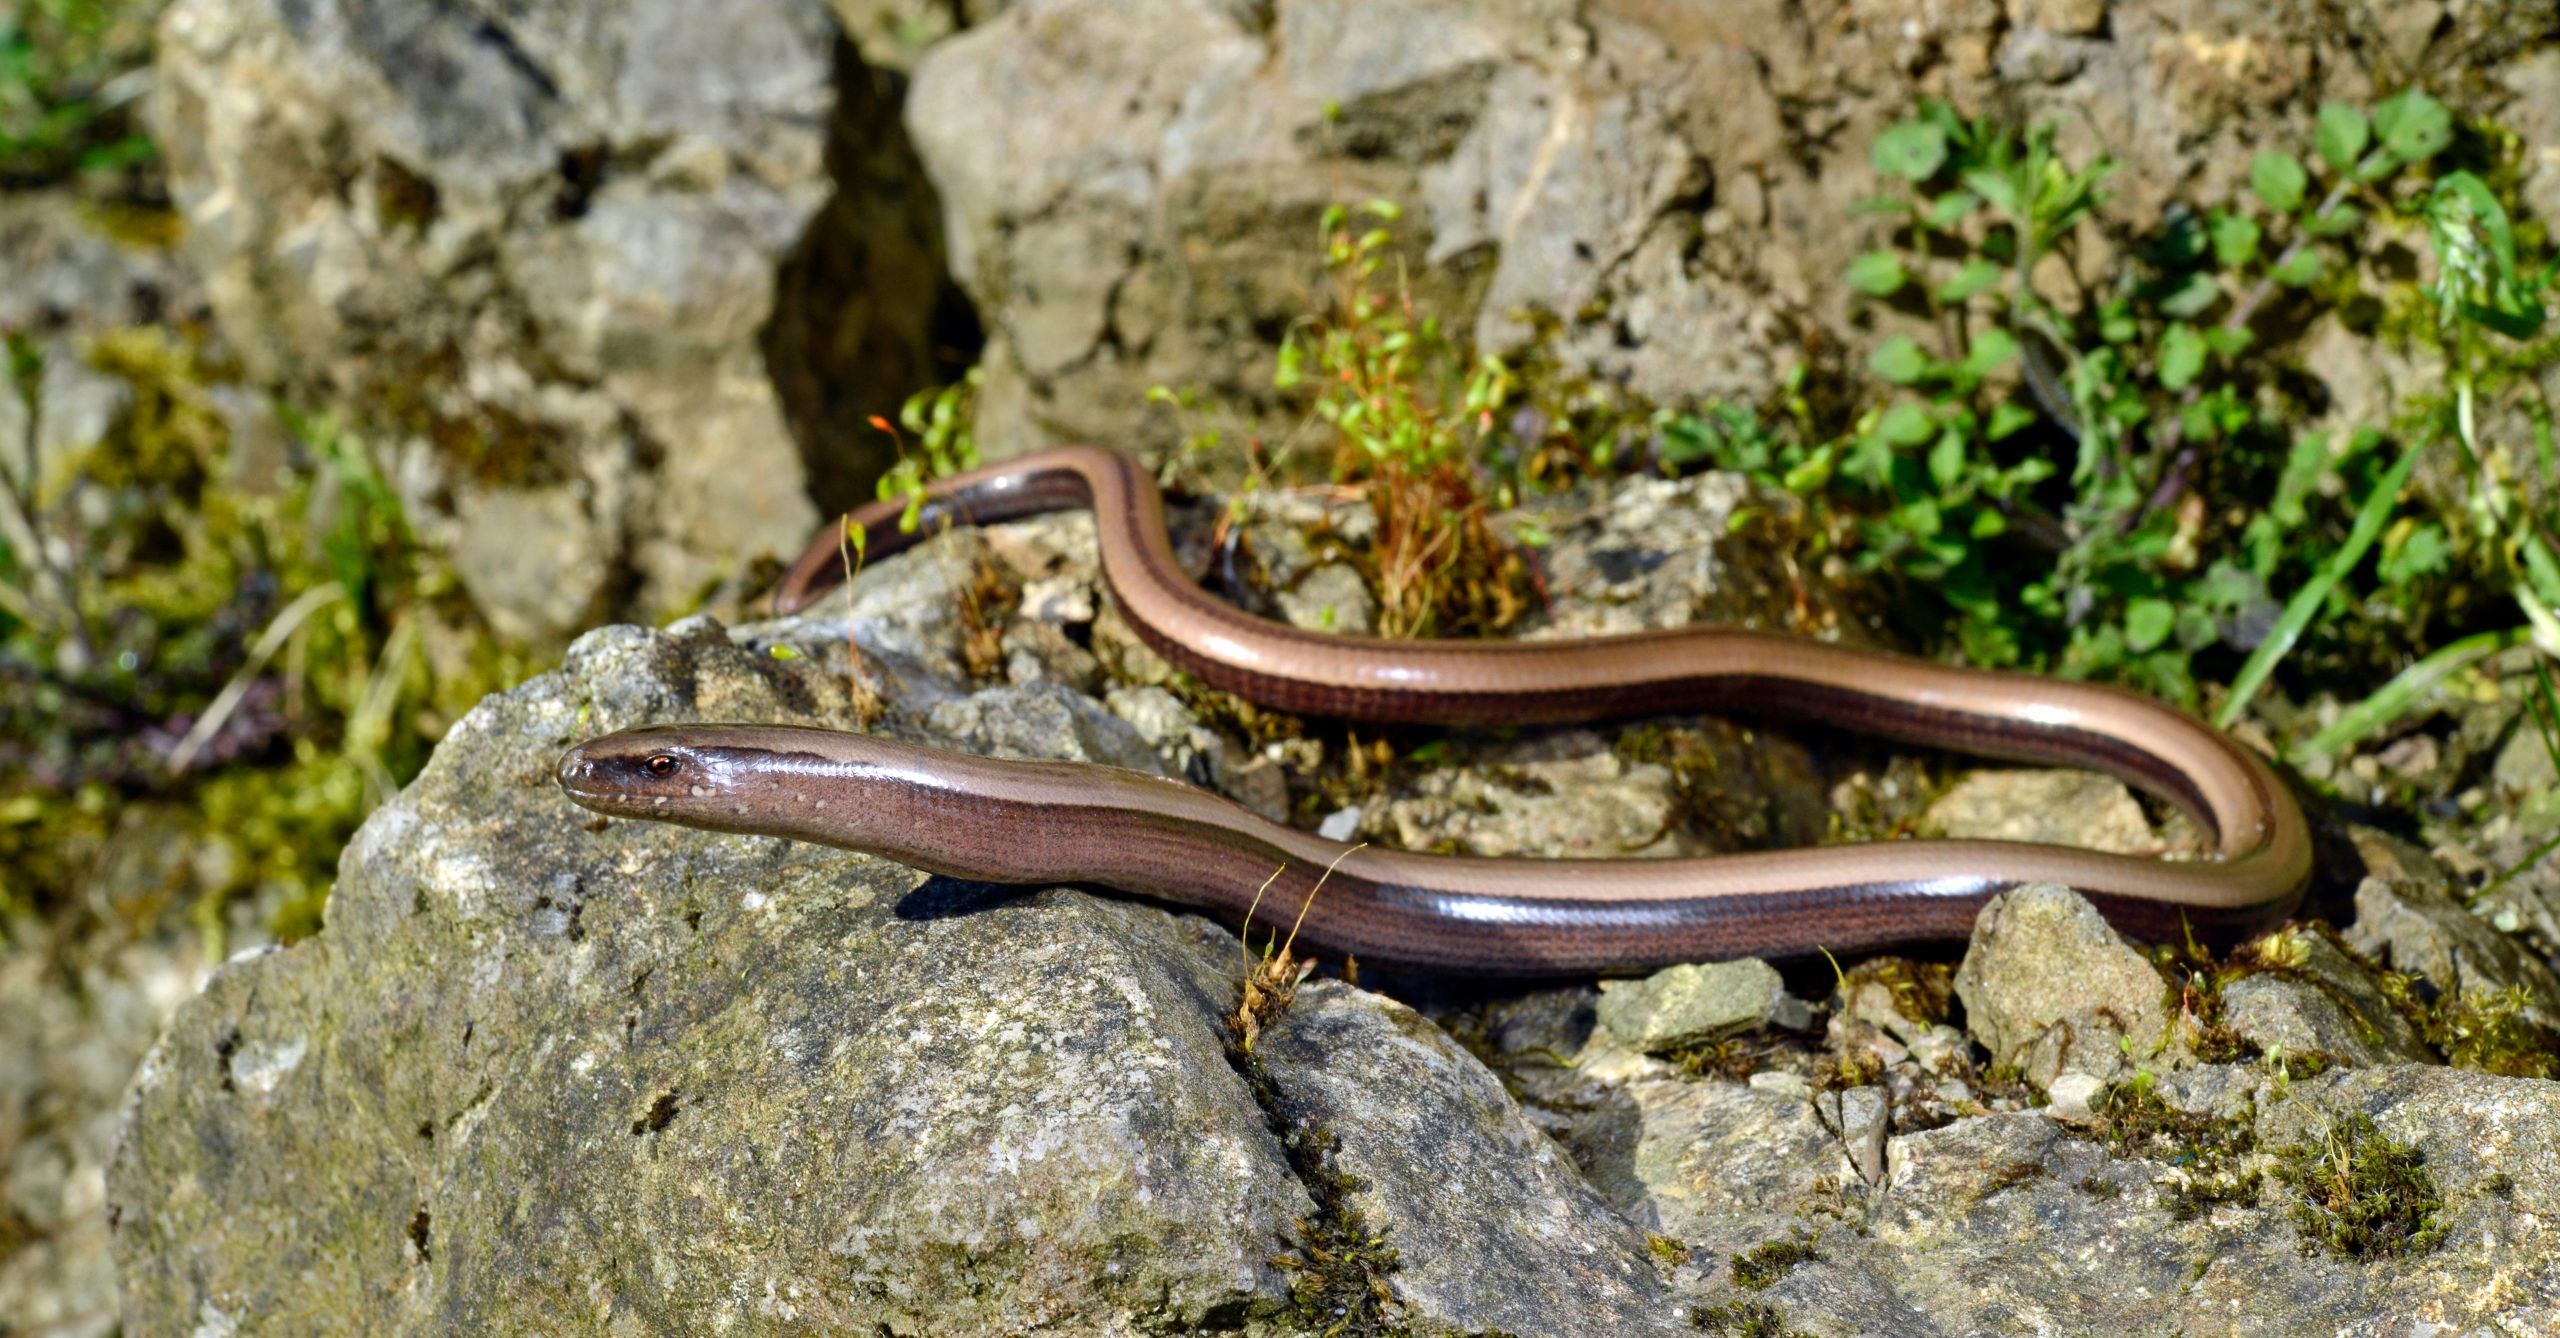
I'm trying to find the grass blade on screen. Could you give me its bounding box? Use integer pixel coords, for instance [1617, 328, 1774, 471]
[2291, 626, 2532, 763]
[2217, 440, 2424, 729]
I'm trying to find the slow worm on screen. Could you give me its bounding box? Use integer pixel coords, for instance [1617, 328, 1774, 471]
[556, 447, 2308, 975]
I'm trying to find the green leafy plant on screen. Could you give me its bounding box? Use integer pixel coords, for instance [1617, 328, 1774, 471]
[1668, 92, 2500, 713]
[866, 366, 984, 545]
[1272, 199, 1534, 637]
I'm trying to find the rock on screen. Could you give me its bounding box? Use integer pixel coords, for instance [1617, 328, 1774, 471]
[1575, 1075, 1848, 1252]
[2218, 928, 2431, 1069]
[1954, 884, 2180, 1088]
[1509, 472, 1866, 642]
[29, 341, 135, 485]
[2044, 1071, 2105, 1122]
[2493, 709, 2560, 801]
[897, 0, 2531, 467]
[1273, 561, 1376, 634]
[2344, 875, 2560, 1023]
[0, 192, 206, 336]
[1925, 768, 2200, 855]
[923, 680, 1167, 773]
[1596, 959, 1796, 1054]
[105, 587, 1730, 1333]
[1378, 732, 1689, 859]
[148, 0, 965, 641]
[1826, 1085, 1890, 1186]
[2501, 48, 2560, 229]
[109, 616, 1344, 1333]
[1577, 1055, 2560, 1336]
[2013, 0, 2110, 36]
[0, 911, 212, 1338]
[1258, 982, 1681, 1337]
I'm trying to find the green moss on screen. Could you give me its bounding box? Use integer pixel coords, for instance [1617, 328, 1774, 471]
[1647, 1233, 1693, 1267]
[1729, 1230, 1821, 1291]
[1839, 957, 1955, 1027]
[1225, 1046, 1406, 1337]
[1666, 1036, 1768, 1082]
[2405, 983, 2560, 1080]
[2271, 1113, 2445, 1259]
[1691, 1297, 1815, 1337]
[2086, 1073, 2262, 1221]
[1, 324, 522, 948]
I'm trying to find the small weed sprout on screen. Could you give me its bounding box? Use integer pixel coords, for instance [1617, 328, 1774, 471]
[1228, 844, 1363, 1055]
[1275, 201, 1537, 639]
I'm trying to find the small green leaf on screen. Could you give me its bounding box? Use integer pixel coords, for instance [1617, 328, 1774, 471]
[2251, 152, 2308, 214]
[2437, 171, 2521, 280]
[2379, 520, 2450, 587]
[2373, 89, 2452, 165]
[767, 644, 802, 660]
[2158, 323, 2207, 390]
[1782, 444, 1836, 493]
[1964, 167, 2021, 216]
[2158, 271, 2220, 319]
[1970, 509, 2008, 538]
[1928, 429, 1967, 488]
[1958, 327, 2019, 380]
[1273, 332, 1304, 389]
[2301, 203, 2363, 238]
[2125, 598, 2176, 653]
[1935, 258, 2004, 302]
[2315, 103, 2370, 172]
[2210, 211, 2261, 266]
[1845, 250, 1909, 296]
[2270, 248, 2323, 287]
[1872, 121, 1949, 182]
[2200, 325, 2251, 358]
[1924, 190, 1979, 228]
[1869, 336, 1931, 384]
[1987, 400, 2038, 441]
[1880, 401, 1937, 446]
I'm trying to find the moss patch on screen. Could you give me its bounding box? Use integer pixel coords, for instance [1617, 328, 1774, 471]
[1729, 1229, 1822, 1291]
[2086, 1074, 2261, 1221]
[1691, 1297, 1815, 1337]
[1226, 1044, 1406, 1336]
[2271, 1112, 2446, 1259]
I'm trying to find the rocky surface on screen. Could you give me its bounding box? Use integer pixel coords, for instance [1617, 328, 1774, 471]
[103, 490, 2560, 1335]
[53, 0, 2560, 1333]
[898, 0, 2560, 462]
[146, 0, 967, 642]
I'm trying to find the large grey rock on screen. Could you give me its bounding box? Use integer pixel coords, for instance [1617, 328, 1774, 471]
[106, 618, 1320, 1334]
[1599, 1063, 2560, 1336]
[149, 0, 962, 642]
[1259, 982, 1681, 1337]
[105, 594, 1715, 1333]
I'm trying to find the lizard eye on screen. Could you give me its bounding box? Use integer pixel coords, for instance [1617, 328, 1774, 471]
[645, 754, 680, 778]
